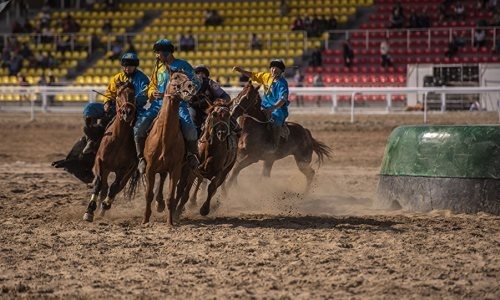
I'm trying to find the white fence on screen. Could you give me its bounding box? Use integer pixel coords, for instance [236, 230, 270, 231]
[1, 85, 499, 123]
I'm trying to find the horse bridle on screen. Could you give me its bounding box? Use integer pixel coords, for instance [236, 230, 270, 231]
[165, 73, 197, 101]
[200, 106, 231, 144]
[232, 87, 272, 124]
[116, 84, 137, 126]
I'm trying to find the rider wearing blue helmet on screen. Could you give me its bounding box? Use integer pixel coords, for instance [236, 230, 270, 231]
[134, 38, 200, 173]
[82, 52, 150, 154]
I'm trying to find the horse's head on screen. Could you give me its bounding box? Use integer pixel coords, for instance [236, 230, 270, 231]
[203, 99, 232, 142]
[231, 81, 262, 119]
[166, 71, 197, 101]
[115, 80, 136, 124]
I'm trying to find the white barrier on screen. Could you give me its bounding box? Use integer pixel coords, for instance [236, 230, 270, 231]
[1, 85, 499, 123]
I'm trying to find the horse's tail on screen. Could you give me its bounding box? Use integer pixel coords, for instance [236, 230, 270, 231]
[124, 169, 141, 201]
[307, 129, 333, 168]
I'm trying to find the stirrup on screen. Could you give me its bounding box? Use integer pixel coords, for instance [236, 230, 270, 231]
[82, 140, 96, 154]
[138, 158, 146, 174]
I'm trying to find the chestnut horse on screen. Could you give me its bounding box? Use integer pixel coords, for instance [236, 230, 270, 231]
[176, 99, 238, 218]
[141, 71, 197, 225]
[83, 80, 139, 222]
[227, 81, 332, 192]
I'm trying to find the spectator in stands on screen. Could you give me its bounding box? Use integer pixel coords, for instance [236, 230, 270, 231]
[389, 10, 405, 28]
[408, 9, 419, 28]
[18, 74, 30, 103]
[326, 10, 338, 30]
[204, 9, 223, 26]
[390, 2, 405, 28]
[55, 35, 71, 53]
[487, 0, 498, 11]
[310, 47, 322, 67]
[453, 1, 466, 21]
[380, 38, 393, 67]
[342, 38, 354, 68]
[250, 33, 263, 50]
[136, 39, 201, 172]
[108, 41, 123, 60]
[125, 39, 137, 54]
[312, 72, 323, 107]
[90, 34, 105, 53]
[490, 8, 500, 26]
[293, 68, 305, 107]
[102, 19, 113, 35]
[8, 52, 23, 76]
[279, 0, 290, 17]
[439, 0, 453, 22]
[445, 38, 459, 58]
[179, 34, 190, 51]
[186, 33, 196, 51]
[105, 0, 117, 11]
[291, 14, 304, 31]
[417, 7, 431, 28]
[473, 27, 486, 48]
[232, 59, 290, 153]
[81, 52, 150, 155]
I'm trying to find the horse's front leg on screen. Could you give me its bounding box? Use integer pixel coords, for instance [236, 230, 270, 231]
[226, 154, 255, 189]
[200, 176, 225, 216]
[166, 168, 182, 226]
[155, 173, 167, 212]
[142, 172, 156, 224]
[83, 174, 102, 222]
[174, 170, 196, 222]
[102, 168, 130, 211]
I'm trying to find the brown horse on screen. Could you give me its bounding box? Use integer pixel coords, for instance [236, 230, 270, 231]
[176, 99, 238, 218]
[83, 80, 138, 222]
[141, 71, 197, 226]
[227, 81, 332, 192]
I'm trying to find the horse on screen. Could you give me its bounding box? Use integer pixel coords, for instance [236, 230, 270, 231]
[175, 99, 238, 218]
[83, 80, 139, 222]
[227, 81, 332, 192]
[141, 71, 198, 226]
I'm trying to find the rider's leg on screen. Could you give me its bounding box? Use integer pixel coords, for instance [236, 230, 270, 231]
[82, 102, 105, 154]
[180, 103, 199, 169]
[133, 101, 162, 173]
[270, 123, 282, 153]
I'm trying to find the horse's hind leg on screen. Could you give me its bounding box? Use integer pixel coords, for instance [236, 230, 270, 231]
[227, 155, 256, 189]
[83, 175, 103, 222]
[296, 159, 315, 193]
[143, 172, 156, 224]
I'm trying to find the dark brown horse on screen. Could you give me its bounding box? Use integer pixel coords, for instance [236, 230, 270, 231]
[227, 81, 332, 192]
[141, 71, 197, 226]
[176, 99, 238, 218]
[83, 80, 138, 222]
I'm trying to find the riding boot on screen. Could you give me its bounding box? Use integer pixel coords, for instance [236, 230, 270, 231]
[82, 120, 98, 155]
[135, 137, 146, 174]
[270, 124, 282, 154]
[186, 140, 200, 169]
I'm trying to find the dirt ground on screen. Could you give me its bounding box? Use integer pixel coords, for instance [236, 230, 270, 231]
[0, 111, 499, 299]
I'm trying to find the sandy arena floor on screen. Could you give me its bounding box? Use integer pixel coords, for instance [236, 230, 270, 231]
[0, 111, 499, 299]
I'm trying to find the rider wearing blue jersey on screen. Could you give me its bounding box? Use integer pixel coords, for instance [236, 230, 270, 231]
[82, 52, 150, 154]
[233, 59, 290, 153]
[134, 39, 200, 173]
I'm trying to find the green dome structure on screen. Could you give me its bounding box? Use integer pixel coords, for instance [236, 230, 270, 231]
[376, 125, 500, 215]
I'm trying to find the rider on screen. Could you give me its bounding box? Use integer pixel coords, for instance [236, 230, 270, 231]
[134, 38, 200, 173]
[190, 64, 236, 133]
[232, 59, 289, 153]
[82, 52, 150, 154]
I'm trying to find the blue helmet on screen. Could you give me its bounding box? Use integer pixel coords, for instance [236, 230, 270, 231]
[121, 52, 139, 67]
[153, 39, 175, 54]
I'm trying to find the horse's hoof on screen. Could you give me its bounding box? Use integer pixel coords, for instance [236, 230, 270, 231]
[156, 201, 165, 212]
[102, 202, 112, 211]
[200, 205, 210, 216]
[83, 212, 94, 222]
